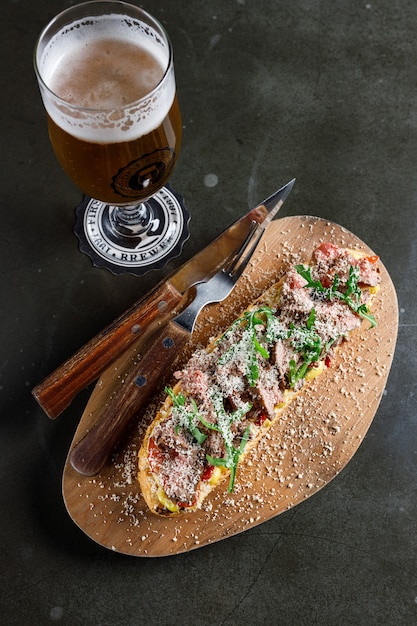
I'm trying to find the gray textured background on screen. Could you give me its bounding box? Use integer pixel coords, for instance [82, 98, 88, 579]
[1, 1, 416, 624]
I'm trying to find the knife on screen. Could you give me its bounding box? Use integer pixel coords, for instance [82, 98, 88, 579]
[32, 179, 295, 420]
[69, 180, 295, 476]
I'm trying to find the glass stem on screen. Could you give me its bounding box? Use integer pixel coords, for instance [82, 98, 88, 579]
[109, 203, 153, 237]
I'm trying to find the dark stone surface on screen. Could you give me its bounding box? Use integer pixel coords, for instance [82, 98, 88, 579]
[1, 1, 416, 624]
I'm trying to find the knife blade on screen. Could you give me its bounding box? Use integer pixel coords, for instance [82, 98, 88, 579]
[32, 179, 295, 420]
[69, 180, 294, 476]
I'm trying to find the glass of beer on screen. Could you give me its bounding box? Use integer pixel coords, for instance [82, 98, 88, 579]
[34, 1, 189, 274]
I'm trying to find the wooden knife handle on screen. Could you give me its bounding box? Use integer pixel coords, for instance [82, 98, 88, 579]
[69, 319, 190, 476]
[32, 282, 183, 419]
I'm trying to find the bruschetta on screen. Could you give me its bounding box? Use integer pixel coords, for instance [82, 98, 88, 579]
[138, 242, 381, 516]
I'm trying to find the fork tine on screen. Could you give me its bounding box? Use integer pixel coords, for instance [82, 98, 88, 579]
[174, 220, 265, 333]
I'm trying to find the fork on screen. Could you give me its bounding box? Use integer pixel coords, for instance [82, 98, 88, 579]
[69, 219, 268, 476]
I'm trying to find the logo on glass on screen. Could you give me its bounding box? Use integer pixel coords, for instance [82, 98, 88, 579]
[111, 148, 175, 198]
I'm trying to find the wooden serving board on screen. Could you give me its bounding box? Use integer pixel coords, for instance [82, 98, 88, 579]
[62, 216, 398, 557]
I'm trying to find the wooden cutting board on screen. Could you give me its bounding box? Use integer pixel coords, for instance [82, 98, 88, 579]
[62, 216, 398, 556]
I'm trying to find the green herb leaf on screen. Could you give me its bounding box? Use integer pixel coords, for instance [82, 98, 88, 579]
[198, 414, 221, 433]
[218, 306, 278, 386]
[205, 454, 228, 467]
[295, 264, 325, 291]
[286, 309, 323, 388]
[206, 425, 251, 492]
[295, 264, 377, 329]
[356, 305, 377, 328]
[306, 308, 316, 330]
[253, 336, 269, 359]
[190, 426, 208, 445]
[166, 387, 208, 444]
[166, 386, 185, 407]
[202, 390, 252, 491]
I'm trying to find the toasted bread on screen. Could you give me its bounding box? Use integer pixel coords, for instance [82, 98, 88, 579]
[138, 243, 380, 516]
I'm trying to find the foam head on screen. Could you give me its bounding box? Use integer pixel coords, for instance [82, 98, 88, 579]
[36, 13, 175, 143]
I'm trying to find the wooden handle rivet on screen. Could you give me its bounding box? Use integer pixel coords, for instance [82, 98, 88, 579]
[131, 324, 141, 334]
[135, 375, 147, 387]
[158, 300, 168, 312]
[162, 337, 174, 349]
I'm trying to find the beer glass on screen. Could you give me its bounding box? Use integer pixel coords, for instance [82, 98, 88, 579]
[34, 1, 189, 274]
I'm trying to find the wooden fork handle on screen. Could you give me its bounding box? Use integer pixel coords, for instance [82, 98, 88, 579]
[32, 281, 183, 419]
[69, 319, 190, 476]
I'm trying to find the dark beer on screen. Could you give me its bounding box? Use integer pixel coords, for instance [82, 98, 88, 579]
[37, 15, 181, 204]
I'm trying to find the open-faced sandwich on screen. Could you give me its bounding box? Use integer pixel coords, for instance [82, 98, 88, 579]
[138, 242, 381, 516]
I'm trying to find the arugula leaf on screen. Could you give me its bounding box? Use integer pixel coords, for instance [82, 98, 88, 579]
[166, 387, 208, 445]
[218, 306, 281, 386]
[206, 426, 251, 492]
[295, 264, 325, 291]
[205, 454, 228, 467]
[190, 424, 208, 445]
[288, 358, 311, 387]
[356, 305, 377, 328]
[343, 266, 377, 327]
[253, 335, 269, 359]
[295, 264, 376, 328]
[287, 314, 322, 388]
[306, 307, 316, 330]
[203, 390, 252, 491]
[198, 414, 220, 433]
[166, 387, 186, 407]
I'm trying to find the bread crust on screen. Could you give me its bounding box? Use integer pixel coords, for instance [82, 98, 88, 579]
[138, 245, 380, 516]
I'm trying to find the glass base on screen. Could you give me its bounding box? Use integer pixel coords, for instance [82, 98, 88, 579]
[74, 185, 190, 275]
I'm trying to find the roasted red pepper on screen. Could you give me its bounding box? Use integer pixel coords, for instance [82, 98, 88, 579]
[201, 464, 215, 481]
[255, 411, 267, 427]
[178, 494, 198, 509]
[148, 437, 165, 473]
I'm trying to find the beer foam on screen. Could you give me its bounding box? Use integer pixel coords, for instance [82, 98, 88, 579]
[38, 14, 175, 143]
